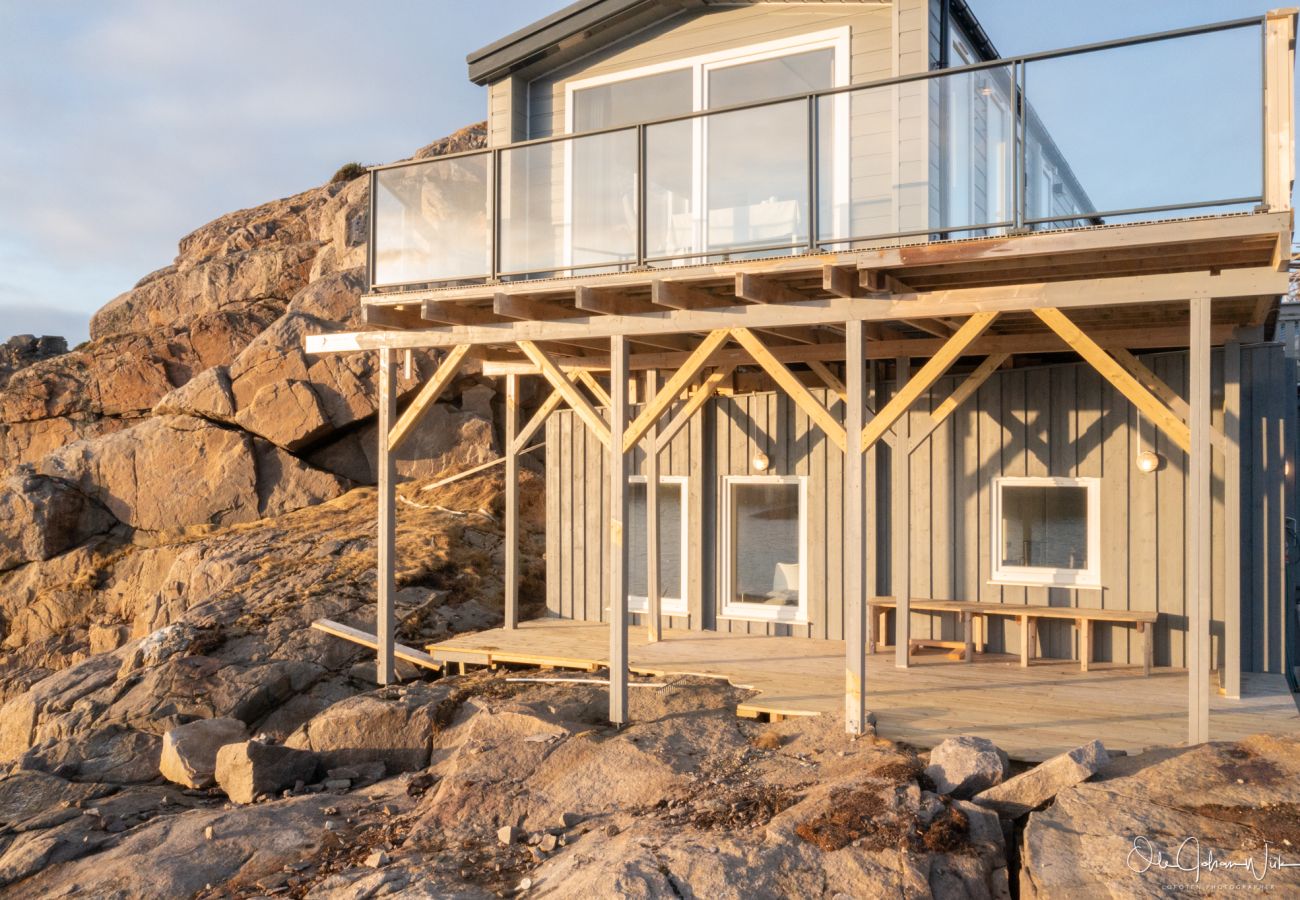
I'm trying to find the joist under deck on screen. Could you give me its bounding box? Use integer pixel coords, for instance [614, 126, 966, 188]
[428, 620, 1300, 762]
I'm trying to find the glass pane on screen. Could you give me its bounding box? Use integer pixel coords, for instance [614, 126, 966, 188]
[499, 130, 638, 276]
[625, 481, 685, 602]
[1000, 485, 1088, 570]
[730, 482, 801, 608]
[1023, 26, 1261, 227]
[573, 69, 693, 131]
[707, 48, 833, 108]
[705, 99, 809, 253]
[373, 154, 491, 286]
[644, 118, 695, 260]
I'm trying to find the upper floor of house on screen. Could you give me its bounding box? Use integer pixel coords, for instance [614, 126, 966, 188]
[366, 0, 1297, 300]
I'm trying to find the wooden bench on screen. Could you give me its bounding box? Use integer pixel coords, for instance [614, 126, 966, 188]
[866, 597, 1158, 675]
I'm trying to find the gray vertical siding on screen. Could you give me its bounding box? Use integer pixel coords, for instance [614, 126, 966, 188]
[544, 344, 1295, 674]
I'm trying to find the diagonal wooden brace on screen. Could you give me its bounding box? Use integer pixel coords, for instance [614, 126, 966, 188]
[388, 344, 472, 454]
[655, 365, 735, 451]
[511, 389, 564, 455]
[1034, 308, 1191, 453]
[909, 353, 1010, 452]
[622, 329, 731, 454]
[862, 313, 999, 452]
[518, 341, 612, 449]
[731, 327, 847, 452]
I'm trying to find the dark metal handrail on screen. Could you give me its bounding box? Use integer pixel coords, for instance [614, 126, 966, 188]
[367, 14, 1268, 294]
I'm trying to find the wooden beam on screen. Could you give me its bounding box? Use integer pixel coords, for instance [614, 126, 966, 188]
[365, 304, 426, 329]
[309, 267, 1289, 352]
[422, 301, 503, 326]
[652, 279, 733, 309]
[824, 265, 870, 299]
[644, 369, 662, 644]
[575, 369, 612, 409]
[844, 320, 868, 733]
[622, 329, 731, 454]
[387, 344, 472, 454]
[577, 286, 658, 317]
[1248, 295, 1275, 327]
[312, 620, 443, 672]
[494, 292, 584, 321]
[656, 366, 735, 449]
[512, 389, 564, 454]
[1188, 297, 1212, 744]
[735, 272, 811, 305]
[609, 336, 630, 724]
[862, 313, 999, 451]
[808, 361, 847, 402]
[517, 341, 612, 448]
[730, 327, 848, 452]
[1034, 308, 1191, 454]
[504, 374, 520, 631]
[377, 348, 398, 686]
[909, 354, 1010, 450]
[892, 356, 912, 670]
[900, 318, 958, 338]
[1110, 348, 1227, 454]
[1264, 9, 1297, 212]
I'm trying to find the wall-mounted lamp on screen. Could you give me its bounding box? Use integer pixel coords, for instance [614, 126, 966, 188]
[752, 451, 771, 472]
[1136, 450, 1161, 474]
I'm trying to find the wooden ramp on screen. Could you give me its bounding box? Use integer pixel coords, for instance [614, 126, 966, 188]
[429, 619, 1300, 762]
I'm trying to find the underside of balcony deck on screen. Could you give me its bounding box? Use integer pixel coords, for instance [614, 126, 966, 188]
[428, 619, 1300, 763]
[354, 212, 1292, 365]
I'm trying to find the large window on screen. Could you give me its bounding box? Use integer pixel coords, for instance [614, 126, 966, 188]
[992, 476, 1101, 588]
[626, 476, 689, 615]
[722, 476, 808, 623]
[566, 29, 849, 263]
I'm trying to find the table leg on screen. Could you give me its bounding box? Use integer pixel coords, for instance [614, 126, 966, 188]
[1078, 617, 1091, 673]
[962, 611, 974, 664]
[1139, 622, 1153, 676]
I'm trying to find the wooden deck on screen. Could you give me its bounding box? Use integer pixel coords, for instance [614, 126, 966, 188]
[429, 619, 1300, 762]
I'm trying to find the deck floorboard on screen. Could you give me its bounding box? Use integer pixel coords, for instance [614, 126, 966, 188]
[430, 618, 1300, 762]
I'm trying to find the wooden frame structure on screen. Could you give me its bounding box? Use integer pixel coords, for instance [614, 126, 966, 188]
[309, 11, 1297, 749]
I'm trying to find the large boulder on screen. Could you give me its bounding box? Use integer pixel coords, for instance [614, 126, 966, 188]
[160, 718, 249, 789]
[0, 472, 115, 573]
[975, 739, 1109, 818]
[925, 735, 1010, 799]
[34, 415, 349, 533]
[215, 740, 320, 805]
[286, 682, 453, 772]
[0, 335, 66, 391]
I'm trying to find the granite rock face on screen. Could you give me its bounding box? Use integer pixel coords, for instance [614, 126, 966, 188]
[159, 717, 249, 789]
[975, 739, 1109, 818]
[925, 735, 1010, 799]
[215, 740, 320, 804]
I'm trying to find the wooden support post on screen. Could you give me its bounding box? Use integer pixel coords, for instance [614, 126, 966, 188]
[1188, 297, 1212, 744]
[609, 336, 630, 725]
[844, 320, 869, 733]
[1223, 339, 1242, 699]
[892, 355, 912, 669]
[1020, 615, 1035, 668]
[504, 374, 520, 630]
[645, 369, 662, 644]
[377, 348, 398, 686]
[1264, 9, 1297, 213]
[1077, 618, 1091, 673]
[962, 612, 975, 665]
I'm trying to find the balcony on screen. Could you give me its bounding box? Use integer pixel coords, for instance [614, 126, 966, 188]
[367, 16, 1284, 295]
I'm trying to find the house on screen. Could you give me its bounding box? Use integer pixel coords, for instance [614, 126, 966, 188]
[308, 1, 1300, 755]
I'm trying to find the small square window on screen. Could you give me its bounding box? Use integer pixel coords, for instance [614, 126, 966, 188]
[721, 475, 808, 623]
[625, 476, 689, 615]
[992, 477, 1101, 588]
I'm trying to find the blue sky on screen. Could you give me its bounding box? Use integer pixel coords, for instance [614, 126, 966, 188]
[0, 0, 1287, 344]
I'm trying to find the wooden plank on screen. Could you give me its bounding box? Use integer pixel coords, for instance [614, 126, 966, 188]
[863, 313, 1000, 451]
[518, 340, 612, 448]
[576, 286, 658, 317]
[652, 279, 733, 309]
[1188, 297, 1212, 743]
[645, 369, 662, 644]
[1264, 10, 1297, 212]
[609, 335, 630, 724]
[844, 321, 867, 731]
[735, 271, 811, 305]
[622, 329, 731, 453]
[513, 389, 564, 454]
[808, 360, 848, 401]
[377, 348, 397, 685]
[575, 369, 612, 409]
[387, 344, 472, 454]
[1034, 308, 1192, 454]
[910, 353, 1010, 450]
[893, 356, 912, 669]
[311, 263, 1290, 351]
[494, 291, 585, 321]
[312, 620, 444, 671]
[504, 374, 520, 630]
[1111, 348, 1227, 454]
[657, 365, 734, 450]
[730, 327, 848, 452]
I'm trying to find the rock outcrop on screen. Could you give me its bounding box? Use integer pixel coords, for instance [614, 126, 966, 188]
[160, 718, 249, 789]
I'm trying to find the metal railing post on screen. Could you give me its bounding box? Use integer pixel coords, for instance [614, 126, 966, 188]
[637, 124, 647, 268]
[808, 94, 820, 252]
[367, 169, 377, 292]
[1014, 60, 1027, 232]
[492, 148, 502, 282]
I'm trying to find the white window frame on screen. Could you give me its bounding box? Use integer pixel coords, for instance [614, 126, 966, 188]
[562, 27, 851, 267]
[720, 474, 810, 624]
[626, 474, 690, 616]
[991, 476, 1101, 589]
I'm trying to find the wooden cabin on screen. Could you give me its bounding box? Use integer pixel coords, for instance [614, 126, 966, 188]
[308, 1, 1300, 755]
